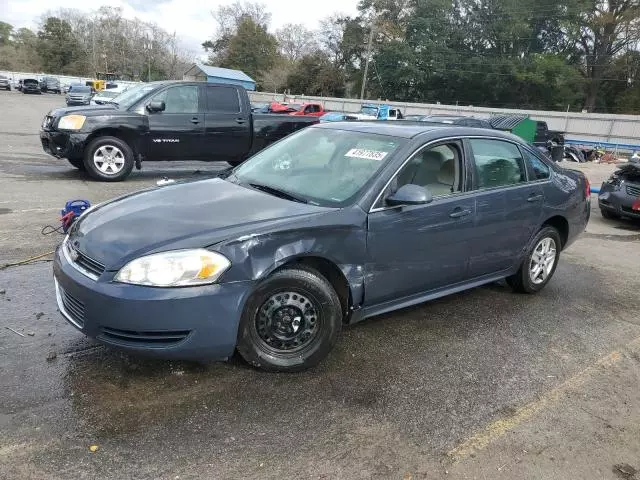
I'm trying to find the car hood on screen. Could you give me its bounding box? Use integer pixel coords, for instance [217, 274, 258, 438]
[50, 104, 117, 117]
[69, 178, 332, 270]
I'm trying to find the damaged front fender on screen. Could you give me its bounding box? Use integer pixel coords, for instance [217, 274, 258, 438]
[214, 207, 368, 317]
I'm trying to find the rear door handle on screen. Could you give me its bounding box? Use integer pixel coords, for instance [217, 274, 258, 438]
[236, 118, 247, 124]
[190, 117, 200, 124]
[449, 208, 471, 218]
[527, 194, 543, 202]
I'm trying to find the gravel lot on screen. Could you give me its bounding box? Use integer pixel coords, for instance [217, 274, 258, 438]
[1, 90, 639, 480]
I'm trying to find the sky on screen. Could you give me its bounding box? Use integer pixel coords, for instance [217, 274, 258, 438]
[0, 0, 360, 56]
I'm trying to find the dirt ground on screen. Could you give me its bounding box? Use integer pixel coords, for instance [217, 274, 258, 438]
[0, 90, 639, 480]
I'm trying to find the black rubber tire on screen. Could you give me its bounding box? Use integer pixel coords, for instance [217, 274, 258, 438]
[600, 208, 619, 220]
[236, 266, 342, 372]
[67, 158, 86, 170]
[506, 226, 562, 294]
[84, 136, 134, 182]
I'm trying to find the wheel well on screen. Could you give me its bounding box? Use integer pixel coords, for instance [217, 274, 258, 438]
[542, 216, 569, 248]
[279, 256, 351, 321]
[84, 129, 136, 156]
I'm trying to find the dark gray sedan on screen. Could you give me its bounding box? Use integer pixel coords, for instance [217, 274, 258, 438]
[53, 123, 590, 371]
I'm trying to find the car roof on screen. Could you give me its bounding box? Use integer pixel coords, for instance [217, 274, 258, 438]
[313, 121, 521, 142]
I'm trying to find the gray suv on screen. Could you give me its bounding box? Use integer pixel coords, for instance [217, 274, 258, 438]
[41, 76, 61, 94]
[65, 85, 94, 106]
[0, 75, 10, 91]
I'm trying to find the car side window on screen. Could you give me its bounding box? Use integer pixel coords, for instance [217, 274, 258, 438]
[522, 148, 551, 180]
[469, 139, 527, 189]
[375, 143, 462, 209]
[151, 85, 199, 114]
[206, 86, 240, 113]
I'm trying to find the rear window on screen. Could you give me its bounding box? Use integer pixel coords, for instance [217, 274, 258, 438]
[206, 86, 240, 113]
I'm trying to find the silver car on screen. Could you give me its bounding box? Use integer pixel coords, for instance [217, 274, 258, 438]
[0, 75, 11, 91]
[65, 86, 93, 106]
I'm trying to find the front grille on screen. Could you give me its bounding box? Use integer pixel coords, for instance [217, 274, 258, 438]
[60, 286, 85, 328]
[626, 185, 640, 197]
[75, 250, 106, 278]
[100, 327, 191, 346]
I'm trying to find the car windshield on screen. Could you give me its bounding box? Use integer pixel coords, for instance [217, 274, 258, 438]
[111, 83, 158, 109]
[71, 86, 91, 93]
[360, 106, 379, 116]
[24, 79, 38, 85]
[231, 127, 405, 207]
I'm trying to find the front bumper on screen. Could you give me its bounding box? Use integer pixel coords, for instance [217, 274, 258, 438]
[598, 183, 640, 218]
[53, 246, 253, 361]
[40, 130, 89, 159]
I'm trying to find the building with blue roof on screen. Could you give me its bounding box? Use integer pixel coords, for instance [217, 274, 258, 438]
[183, 63, 256, 90]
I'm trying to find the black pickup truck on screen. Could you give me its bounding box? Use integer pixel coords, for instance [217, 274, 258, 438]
[40, 81, 318, 181]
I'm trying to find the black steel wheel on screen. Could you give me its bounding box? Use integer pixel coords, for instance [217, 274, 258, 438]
[237, 266, 342, 372]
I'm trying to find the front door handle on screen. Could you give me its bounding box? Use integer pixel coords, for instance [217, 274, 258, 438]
[236, 118, 247, 124]
[527, 194, 543, 202]
[449, 208, 471, 218]
[190, 117, 200, 124]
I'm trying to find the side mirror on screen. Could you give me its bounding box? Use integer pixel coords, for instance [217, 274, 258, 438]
[147, 100, 166, 113]
[386, 184, 433, 207]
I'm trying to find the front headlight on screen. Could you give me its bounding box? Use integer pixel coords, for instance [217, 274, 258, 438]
[114, 249, 231, 287]
[58, 115, 86, 130]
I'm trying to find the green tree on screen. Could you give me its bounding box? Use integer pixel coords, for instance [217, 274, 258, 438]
[215, 17, 279, 86]
[0, 21, 13, 45]
[37, 17, 82, 74]
[286, 51, 346, 97]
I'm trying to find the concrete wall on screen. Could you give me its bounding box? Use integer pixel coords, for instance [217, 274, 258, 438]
[248, 91, 640, 148]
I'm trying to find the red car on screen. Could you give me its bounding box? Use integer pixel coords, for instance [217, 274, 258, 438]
[289, 103, 326, 117]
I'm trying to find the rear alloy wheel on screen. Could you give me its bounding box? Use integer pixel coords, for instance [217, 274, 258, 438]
[237, 267, 342, 372]
[84, 136, 134, 182]
[507, 226, 561, 293]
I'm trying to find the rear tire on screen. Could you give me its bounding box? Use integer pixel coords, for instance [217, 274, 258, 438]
[507, 226, 561, 294]
[600, 209, 619, 220]
[236, 267, 342, 372]
[84, 136, 134, 182]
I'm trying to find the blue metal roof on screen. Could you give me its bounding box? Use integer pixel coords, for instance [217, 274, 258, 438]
[194, 63, 255, 83]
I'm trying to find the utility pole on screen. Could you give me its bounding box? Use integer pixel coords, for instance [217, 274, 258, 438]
[360, 22, 375, 100]
[92, 19, 96, 78]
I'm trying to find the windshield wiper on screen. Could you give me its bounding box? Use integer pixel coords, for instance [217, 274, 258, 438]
[248, 182, 309, 204]
[105, 100, 119, 107]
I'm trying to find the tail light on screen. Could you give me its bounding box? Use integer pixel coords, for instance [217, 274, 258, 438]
[585, 177, 590, 198]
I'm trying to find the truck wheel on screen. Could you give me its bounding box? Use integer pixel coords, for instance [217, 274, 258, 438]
[67, 158, 86, 170]
[236, 267, 342, 372]
[84, 136, 134, 182]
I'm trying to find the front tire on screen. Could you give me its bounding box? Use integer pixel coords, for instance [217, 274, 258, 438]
[84, 136, 134, 182]
[237, 267, 342, 372]
[507, 226, 561, 293]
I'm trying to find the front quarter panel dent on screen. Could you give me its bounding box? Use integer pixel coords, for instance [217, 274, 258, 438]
[215, 228, 366, 309]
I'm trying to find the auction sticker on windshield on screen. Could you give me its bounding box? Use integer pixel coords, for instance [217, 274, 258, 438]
[345, 149, 388, 161]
